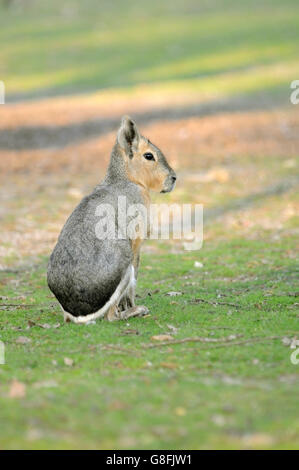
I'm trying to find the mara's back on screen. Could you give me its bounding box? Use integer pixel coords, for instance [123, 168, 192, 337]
[47, 182, 140, 316]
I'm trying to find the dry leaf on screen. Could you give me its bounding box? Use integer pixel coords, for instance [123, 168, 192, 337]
[121, 329, 139, 336]
[151, 335, 173, 342]
[34, 380, 58, 389]
[27, 321, 61, 330]
[160, 362, 177, 369]
[194, 261, 204, 268]
[167, 324, 178, 334]
[64, 357, 74, 366]
[282, 337, 292, 346]
[290, 338, 299, 349]
[16, 336, 31, 344]
[242, 433, 274, 448]
[211, 414, 226, 426]
[175, 407, 186, 416]
[9, 379, 26, 398]
[108, 400, 127, 411]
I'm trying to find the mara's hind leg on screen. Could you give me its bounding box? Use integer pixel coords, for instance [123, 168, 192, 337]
[106, 304, 149, 322]
[106, 304, 120, 322]
[116, 265, 148, 319]
[106, 266, 135, 322]
[56, 264, 143, 324]
[118, 265, 136, 311]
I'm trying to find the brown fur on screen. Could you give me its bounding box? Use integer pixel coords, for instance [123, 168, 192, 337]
[124, 138, 169, 193]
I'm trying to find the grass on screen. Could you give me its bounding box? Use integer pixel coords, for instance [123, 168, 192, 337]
[0, 232, 298, 449]
[1, 0, 299, 99]
[1, 0, 299, 451]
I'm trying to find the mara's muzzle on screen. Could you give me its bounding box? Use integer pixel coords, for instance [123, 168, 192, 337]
[161, 173, 177, 193]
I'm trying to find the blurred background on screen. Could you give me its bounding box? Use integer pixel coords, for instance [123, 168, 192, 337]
[0, 0, 298, 264]
[0, 0, 299, 451]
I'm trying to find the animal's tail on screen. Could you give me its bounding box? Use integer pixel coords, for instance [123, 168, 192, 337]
[63, 265, 133, 324]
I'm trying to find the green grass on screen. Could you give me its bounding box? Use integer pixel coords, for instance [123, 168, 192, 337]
[0, 235, 298, 449]
[1, 0, 299, 99]
[0, 0, 298, 451]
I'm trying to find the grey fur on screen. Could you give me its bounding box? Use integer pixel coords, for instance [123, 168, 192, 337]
[47, 116, 176, 321]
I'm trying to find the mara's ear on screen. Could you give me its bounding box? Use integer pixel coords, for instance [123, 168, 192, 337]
[117, 115, 140, 157]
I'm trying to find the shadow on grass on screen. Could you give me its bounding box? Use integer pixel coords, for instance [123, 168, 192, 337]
[0, 88, 289, 151]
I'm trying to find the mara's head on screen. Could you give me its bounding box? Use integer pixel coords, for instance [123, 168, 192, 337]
[116, 115, 176, 193]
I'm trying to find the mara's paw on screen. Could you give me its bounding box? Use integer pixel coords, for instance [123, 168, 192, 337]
[120, 305, 149, 320]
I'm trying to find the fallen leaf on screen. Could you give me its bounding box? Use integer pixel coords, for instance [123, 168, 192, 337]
[160, 362, 177, 369]
[27, 428, 44, 441]
[167, 324, 178, 334]
[282, 337, 291, 346]
[150, 289, 160, 295]
[108, 400, 127, 411]
[211, 414, 226, 426]
[9, 379, 26, 398]
[34, 380, 58, 389]
[120, 329, 139, 336]
[64, 357, 74, 367]
[16, 336, 31, 344]
[290, 338, 299, 349]
[151, 335, 173, 342]
[242, 433, 274, 448]
[27, 321, 61, 330]
[175, 407, 186, 416]
[194, 261, 204, 268]
[118, 436, 138, 447]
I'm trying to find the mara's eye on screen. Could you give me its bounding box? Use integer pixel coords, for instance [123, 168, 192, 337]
[143, 152, 155, 161]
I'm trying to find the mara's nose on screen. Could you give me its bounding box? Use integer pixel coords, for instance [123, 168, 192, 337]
[171, 176, 177, 184]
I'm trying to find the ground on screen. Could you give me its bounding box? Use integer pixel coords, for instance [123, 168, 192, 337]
[0, 0, 298, 450]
